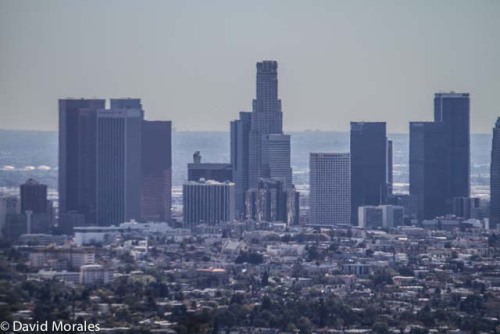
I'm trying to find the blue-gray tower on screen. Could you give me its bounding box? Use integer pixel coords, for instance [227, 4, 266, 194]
[491, 118, 500, 229]
[231, 61, 293, 217]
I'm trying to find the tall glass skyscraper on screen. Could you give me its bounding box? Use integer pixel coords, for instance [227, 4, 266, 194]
[410, 92, 470, 220]
[96, 100, 144, 226]
[434, 92, 470, 202]
[59, 98, 105, 228]
[231, 61, 293, 216]
[59, 98, 171, 228]
[409, 122, 448, 220]
[350, 122, 388, 224]
[491, 118, 500, 229]
[231, 112, 252, 216]
[249, 61, 292, 190]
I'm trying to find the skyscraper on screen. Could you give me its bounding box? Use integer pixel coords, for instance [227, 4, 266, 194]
[59, 98, 105, 227]
[20, 178, 48, 214]
[491, 118, 500, 229]
[183, 180, 235, 228]
[434, 92, 470, 202]
[309, 153, 351, 226]
[231, 61, 293, 217]
[248, 61, 292, 190]
[231, 112, 252, 216]
[96, 100, 143, 226]
[387, 139, 393, 196]
[142, 120, 172, 221]
[59, 98, 171, 228]
[409, 122, 448, 220]
[350, 122, 388, 224]
[20, 178, 53, 235]
[409, 92, 471, 220]
[245, 178, 299, 225]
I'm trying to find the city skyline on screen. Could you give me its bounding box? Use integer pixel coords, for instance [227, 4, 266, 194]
[1, 1, 500, 133]
[2, 2, 500, 332]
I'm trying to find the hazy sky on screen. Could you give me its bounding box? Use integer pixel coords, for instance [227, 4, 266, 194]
[1, 0, 499, 133]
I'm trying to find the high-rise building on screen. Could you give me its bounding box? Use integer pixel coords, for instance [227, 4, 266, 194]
[491, 118, 500, 229]
[0, 197, 19, 238]
[59, 98, 105, 227]
[230, 112, 252, 216]
[409, 122, 448, 220]
[245, 178, 299, 225]
[59, 98, 171, 229]
[231, 61, 293, 217]
[20, 178, 52, 235]
[261, 134, 292, 187]
[434, 92, 470, 202]
[183, 180, 235, 228]
[309, 153, 350, 226]
[248, 61, 292, 190]
[142, 120, 172, 221]
[410, 92, 471, 221]
[96, 101, 143, 226]
[350, 122, 388, 224]
[387, 139, 393, 195]
[20, 178, 48, 214]
[188, 151, 232, 182]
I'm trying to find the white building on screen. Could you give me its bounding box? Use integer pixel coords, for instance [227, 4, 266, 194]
[183, 180, 235, 228]
[29, 247, 95, 270]
[80, 264, 112, 285]
[309, 153, 350, 226]
[74, 221, 191, 245]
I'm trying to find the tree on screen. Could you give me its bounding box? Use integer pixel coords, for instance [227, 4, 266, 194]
[372, 320, 390, 334]
[296, 316, 313, 334]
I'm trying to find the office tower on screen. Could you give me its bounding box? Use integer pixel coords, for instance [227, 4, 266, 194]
[20, 178, 52, 235]
[96, 100, 143, 226]
[0, 197, 19, 237]
[261, 134, 292, 187]
[409, 122, 448, 220]
[350, 122, 388, 224]
[20, 178, 48, 214]
[188, 151, 232, 182]
[231, 61, 293, 217]
[231, 112, 252, 216]
[183, 180, 235, 228]
[491, 118, 500, 229]
[142, 120, 172, 221]
[245, 178, 299, 225]
[59, 98, 171, 228]
[409, 92, 471, 221]
[59, 98, 105, 226]
[434, 92, 470, 201]
[387, 139, 393, 195]
[309, 153, 350, 226]
[248, 61, 292, 190]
